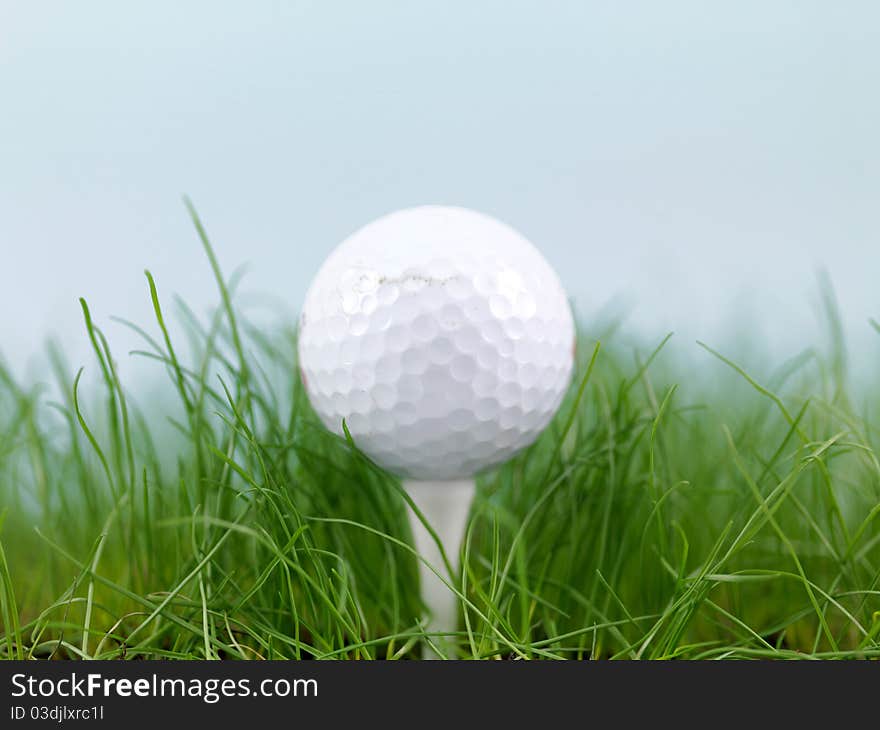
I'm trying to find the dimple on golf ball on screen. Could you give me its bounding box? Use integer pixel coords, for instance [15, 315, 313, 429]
[298, 205, 575, 480]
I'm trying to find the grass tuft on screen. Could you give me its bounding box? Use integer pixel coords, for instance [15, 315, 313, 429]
[1, 209, 880, 659]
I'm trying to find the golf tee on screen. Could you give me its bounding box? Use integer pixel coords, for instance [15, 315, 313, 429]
[402, 478, 476, 659]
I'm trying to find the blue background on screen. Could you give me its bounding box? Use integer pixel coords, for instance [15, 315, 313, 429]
[2, 1, 878, 380]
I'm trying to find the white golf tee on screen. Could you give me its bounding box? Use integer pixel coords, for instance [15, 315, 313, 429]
[402, 478, 476, 659]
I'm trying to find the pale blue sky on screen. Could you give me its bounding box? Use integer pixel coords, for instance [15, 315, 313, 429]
[2, 2, 879, 381]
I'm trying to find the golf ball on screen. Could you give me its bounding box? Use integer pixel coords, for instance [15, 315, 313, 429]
[298, 205, 575, 480]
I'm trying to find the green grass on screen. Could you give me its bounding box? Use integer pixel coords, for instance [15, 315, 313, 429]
[2, 209, 880, 660]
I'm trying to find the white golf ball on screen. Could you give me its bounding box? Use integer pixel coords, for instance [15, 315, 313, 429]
[298, 206, 575, 480]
